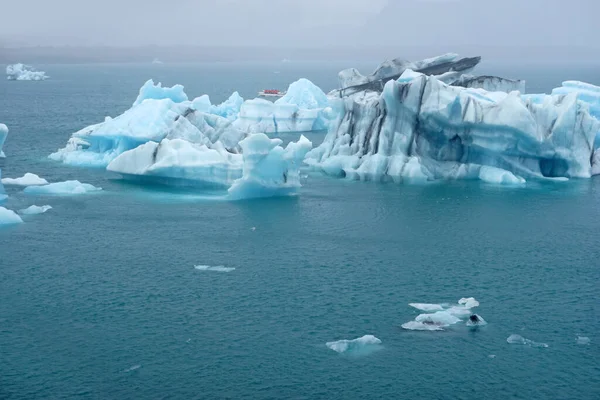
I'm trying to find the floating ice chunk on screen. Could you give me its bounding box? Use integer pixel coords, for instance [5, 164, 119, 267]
[326, 335, 382, 354]
[2, 173, 49, 186]
[409, 303, 444, 312]
[488, 354, 496, 359]
[0, 169, 6, 202]
[194, 265, 235, 272]
[0, 206, 23, 225]
[0, 123, 7, 158]
[23, 180, 102, 195]
[401, 321, 445, 331]
[227, 134, 312, 200]
[478, 166, 525, 185]
[415, 311, 461, 326]
[107, 139, 243, 187]
[458, 298, 480, 309]
[19, 205, 52, 215]
[6, 63, 48, 81]
[507, 334, 548, 348]
[123, 365, 141, 372]
[132, 79, 188, 107]
[576, 336, 591, 345]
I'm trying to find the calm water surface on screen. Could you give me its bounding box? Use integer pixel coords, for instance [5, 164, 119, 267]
[0, 62, 599, 399]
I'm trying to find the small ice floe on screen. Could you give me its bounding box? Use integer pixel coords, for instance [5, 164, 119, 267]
[194, 265, 235, 272]
[506, 334, 548, 348]
[0, 206, 23, 225]
[1, 173, 48, 186]
[19, 205, 52, 215]
[123, 364, 141, 372]
[250, 227, 256, 231]
[326, 335, 382, 355]
[403, 297, 483, 331]
[488, 354, 496, 359]
[23, 180, 101, 195]
[576, 336, 591, 345]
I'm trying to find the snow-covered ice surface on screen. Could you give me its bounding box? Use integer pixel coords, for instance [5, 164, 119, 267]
[194, 265, 235, 273]
[19, 205, 52, 215]
[2, 173, 48, 186]
[402, 298, 482, 331]
[326, 335, 382, 355]
[6, 63, 48, 81]
[0, 206, 23, 225]
[23, 180, 102, 195]
[507, 334, 548, 348]
[307, 68, 600, 184]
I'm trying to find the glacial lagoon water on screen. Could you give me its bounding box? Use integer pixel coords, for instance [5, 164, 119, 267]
[1, 62, 599, 399]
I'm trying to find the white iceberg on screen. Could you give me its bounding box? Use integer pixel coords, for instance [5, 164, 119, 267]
[326, 335, 382, 354]
[194, 265, 235, 272]
[23, 180, 102, 195]
[233, 79, 331, 134]
[2, 173, 49, 186]
[108, 133, 312, 200]
[307, 68, 600, 184]
[0, 206, 23, 225]
[227, 134, 312, 200]
[507, 334, 548, 348]
[576, 336, 591, 345]
[19, 205, 52, 215]
[0, 123, 7, 158]
[403, 297, 481, 331]
[133, 79, 188, 107]
[6, 63, 48, 81]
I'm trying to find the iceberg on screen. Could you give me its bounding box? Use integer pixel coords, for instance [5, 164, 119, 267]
[23, 180, 102, 195]
[2, 173, 49, 186]
[233, 79, 331, 134]
[0, 206, 23, 225]
[307, 67, 600, 184]
[6, 63, 48, 81]
[453, 75, 525, 93]
[19, 205, 52, 215]
[132, 79, 188, 107]
[576, 336, 591, 345]
[546, 81, 600, 147]
[194, 265, 235, 272]
[108, 133, 312, 200]
[403, 298, 481, 331]
[0, 123, 7, 158]
[326, 335, 382, 354]
[227, 134, 312, 200]
[507, 334, 548, 348]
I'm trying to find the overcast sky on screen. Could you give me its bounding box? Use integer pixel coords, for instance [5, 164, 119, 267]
[0, 0, 597, 48]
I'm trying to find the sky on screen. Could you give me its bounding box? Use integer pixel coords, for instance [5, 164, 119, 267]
[0, 0, 597, 49]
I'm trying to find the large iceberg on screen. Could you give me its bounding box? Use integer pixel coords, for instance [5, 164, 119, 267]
[306, 67, 600, 183]
[50, 79, 315, 199]
[0, 123, 7, 158]
[107, 133, 312, 200]
[232, 78, 331, 133]
[6, 63, 48, 81]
